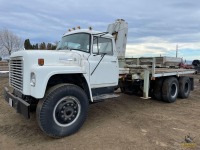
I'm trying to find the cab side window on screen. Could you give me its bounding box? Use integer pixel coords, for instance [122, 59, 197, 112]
[93, 36, 113, 55]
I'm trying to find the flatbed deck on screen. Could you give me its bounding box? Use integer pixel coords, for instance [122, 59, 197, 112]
[153, 68, 195, 77]
[124, 57, 195, 78]
[123, 66, 195, 78]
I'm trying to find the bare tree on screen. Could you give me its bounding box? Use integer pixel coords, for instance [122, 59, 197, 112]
[0, 29, 22, 55]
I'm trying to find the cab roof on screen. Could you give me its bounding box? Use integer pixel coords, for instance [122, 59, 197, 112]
[63, 29, 113, 38]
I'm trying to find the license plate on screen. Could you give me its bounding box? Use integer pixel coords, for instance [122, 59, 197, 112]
[9, 98, 13, 107]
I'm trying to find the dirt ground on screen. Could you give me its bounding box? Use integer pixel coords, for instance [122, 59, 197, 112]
[0, 75, 200, 150]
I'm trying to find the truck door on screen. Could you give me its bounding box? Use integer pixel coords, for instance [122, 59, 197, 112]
[88, 36, 119, 88]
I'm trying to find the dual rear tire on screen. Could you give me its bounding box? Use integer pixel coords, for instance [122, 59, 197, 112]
[162, 77, 179, 103]
[153, 76, 191, 103]
[178, 77, 191, 99]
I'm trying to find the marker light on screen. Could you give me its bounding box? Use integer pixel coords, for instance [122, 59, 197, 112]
[38, 58, 44, 66]
[89, 27, 92, 30]
[77, 26, 81, 29]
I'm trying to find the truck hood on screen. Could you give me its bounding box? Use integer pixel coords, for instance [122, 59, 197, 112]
[10, 50, 89, 66]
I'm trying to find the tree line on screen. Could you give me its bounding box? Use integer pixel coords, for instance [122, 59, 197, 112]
[24, 39, 57, 50]
[0, 28, 58, 57]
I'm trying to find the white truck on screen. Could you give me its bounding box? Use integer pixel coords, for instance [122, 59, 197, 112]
[4, 19, 195, 138]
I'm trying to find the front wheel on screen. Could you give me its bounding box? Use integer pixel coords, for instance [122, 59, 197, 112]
[36, 84, 89, 138]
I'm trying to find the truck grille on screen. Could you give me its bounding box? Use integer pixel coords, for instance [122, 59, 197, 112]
[10, 57, 23, 92]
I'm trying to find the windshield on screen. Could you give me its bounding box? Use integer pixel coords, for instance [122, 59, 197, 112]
[57, 33, 90, 53]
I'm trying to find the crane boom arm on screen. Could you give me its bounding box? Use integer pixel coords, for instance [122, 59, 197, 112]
[107, 19, 128, 59]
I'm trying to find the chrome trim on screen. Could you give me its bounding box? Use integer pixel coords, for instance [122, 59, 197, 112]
[9, 57, 23, 92]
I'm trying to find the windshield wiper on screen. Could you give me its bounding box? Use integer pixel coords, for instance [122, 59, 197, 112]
[57, 46, 71, 51]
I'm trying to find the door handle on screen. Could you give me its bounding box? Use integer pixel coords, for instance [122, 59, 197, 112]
[111, 61, 117, 63]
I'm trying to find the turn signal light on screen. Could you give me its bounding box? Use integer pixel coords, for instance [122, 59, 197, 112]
[38, 58, 44, 66]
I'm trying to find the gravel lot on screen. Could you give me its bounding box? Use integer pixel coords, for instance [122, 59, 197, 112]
[0, 75, 200, 150]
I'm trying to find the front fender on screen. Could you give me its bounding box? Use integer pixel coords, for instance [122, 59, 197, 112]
[30, 65, 88, 99]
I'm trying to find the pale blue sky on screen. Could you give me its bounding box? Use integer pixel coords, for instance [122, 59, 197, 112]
[0, 0, 200, 60]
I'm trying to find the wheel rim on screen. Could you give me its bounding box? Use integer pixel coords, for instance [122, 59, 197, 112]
[184, 82, 189, 93]
[53, 96, 81, 127]
[171, 83, 177, 98]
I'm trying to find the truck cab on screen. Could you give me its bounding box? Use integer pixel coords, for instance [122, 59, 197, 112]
[4, 27, 122, 138]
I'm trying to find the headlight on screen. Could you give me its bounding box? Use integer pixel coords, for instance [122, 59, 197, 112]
[30, 72, 36, 86]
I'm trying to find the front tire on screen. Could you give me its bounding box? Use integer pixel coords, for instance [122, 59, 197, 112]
[36, 84, 89, 138]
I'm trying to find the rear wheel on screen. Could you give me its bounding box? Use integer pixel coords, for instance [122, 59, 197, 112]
[36, 84, 89, 138]
[152, 78, 164, 100]
[162, 77, 179, 103]
[178, 77, 191, 99]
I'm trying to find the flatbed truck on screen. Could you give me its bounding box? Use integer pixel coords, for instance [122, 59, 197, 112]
[3, 19, 195, 138]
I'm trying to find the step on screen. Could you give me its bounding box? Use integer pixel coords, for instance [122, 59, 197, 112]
[93, 93, 120, 101]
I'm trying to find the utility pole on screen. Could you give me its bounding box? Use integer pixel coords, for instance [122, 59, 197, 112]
[176, 44, 178, 58]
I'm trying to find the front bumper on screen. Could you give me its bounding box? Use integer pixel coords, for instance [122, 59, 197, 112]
[4, 87, 30, 119]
